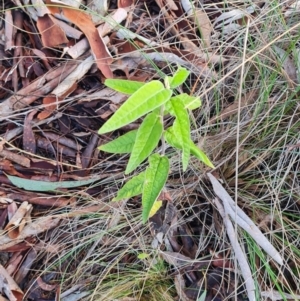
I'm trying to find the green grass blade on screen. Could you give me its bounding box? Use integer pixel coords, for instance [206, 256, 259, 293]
[113, 172, 145, 201]
[99, 81, 172, 134]
[125, 111, 163, 174]
[105, 79, 145, 95]
[170, 98, 190, 171]
[98, 130, 137, 154]
[142, 154, 169, 223]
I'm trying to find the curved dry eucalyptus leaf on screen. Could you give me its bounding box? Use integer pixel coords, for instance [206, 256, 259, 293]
[7, 174, 100, 192]
[213, 198, 256, 301]
[207, 173, 283, 265]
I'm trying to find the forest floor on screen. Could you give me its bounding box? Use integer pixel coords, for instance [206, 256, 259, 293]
[1, 1, 300, 301]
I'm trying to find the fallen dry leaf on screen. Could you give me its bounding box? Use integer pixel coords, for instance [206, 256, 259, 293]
[36, 14, 69, 48]
[47, 1, 113, 78]
[36, 277, 57, 291]
[4, 10, 14, 51]
[23, 110, 37, 154]
[38, 81, 77, 120]
[118, 0, 134, 8]
[190, 9, 213, 48]
[14, 248, 37, 284]
[0, 149, 30, 168]
[0, 61, 79, 117]
[0, 265, 24, 301]
[5, 201, 33, 239]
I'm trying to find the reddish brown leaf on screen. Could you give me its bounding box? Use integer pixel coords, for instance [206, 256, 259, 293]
[38, 82, 77, 120]
[36, 14, 69, 48]
[6, 253, 23, 276]
[0, 149, 30, 168]
[118, 0, 134, 8]
[5, 201, 33, 239]
[23, 110, 37, 154]
[0, 265, 24, 301]
[37, 96, 57, 120]
[8, 191, 75, 207]
[47, 2, 113, 78]
[0, 209, 8, 229]
[0, 159, 24, 177]
[0, 239, 35, 252]
[14, 248, 37, 284]
[36, 277, 57, 291]
[0, 61, 79, 117]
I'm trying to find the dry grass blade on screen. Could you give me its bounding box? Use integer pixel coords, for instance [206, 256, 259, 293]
[213, 198, 256, 301]
[207, 172, 283, 265]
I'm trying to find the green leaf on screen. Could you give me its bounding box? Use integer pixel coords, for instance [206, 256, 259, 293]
[113, 172, 145, 201]
[170, 98, 190, 171]
[189, 141, 215, 168]
[99, 81, 172, 134]
[165, 94, 201, 115]
[164, 127, 215, 168]
[169, 67, 190, 89]
[197, 290, 207, 301]
[149, 200, 163, 217]
[138, 253, 150, 260]
[176, 94, 202, 110]
[164, 127, 182, 150]
[105, 79, 145, 94]
[125, 110, 163, 174]
[6, 174, 100, 192]
[98, 130, 137, 154]
[142, 154, 169, 223]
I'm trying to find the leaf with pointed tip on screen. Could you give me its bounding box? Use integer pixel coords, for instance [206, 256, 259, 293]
[177, 94, 202, 110]
[105, 79, 145, 95]
[125, 110, 163, 174]
[138, 253, 149, 260]
[189, 142, 215, 168]
[98, 130, 137, 154]
[112, 171, 145, 201]
[142, 154, 169, 223]
[169, 67, 190, 89]
[169, 98, 190, 171]
[99, 81, 172, 134]
[149, 200, 163, 218]
[164, 127, 215, 168]
[165, 94, 201, 114]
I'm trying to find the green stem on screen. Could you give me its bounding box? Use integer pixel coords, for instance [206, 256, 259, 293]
[160, 105, 166, 155]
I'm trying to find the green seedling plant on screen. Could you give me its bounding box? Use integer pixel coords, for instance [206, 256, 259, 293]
[98, 66, 214, 223]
